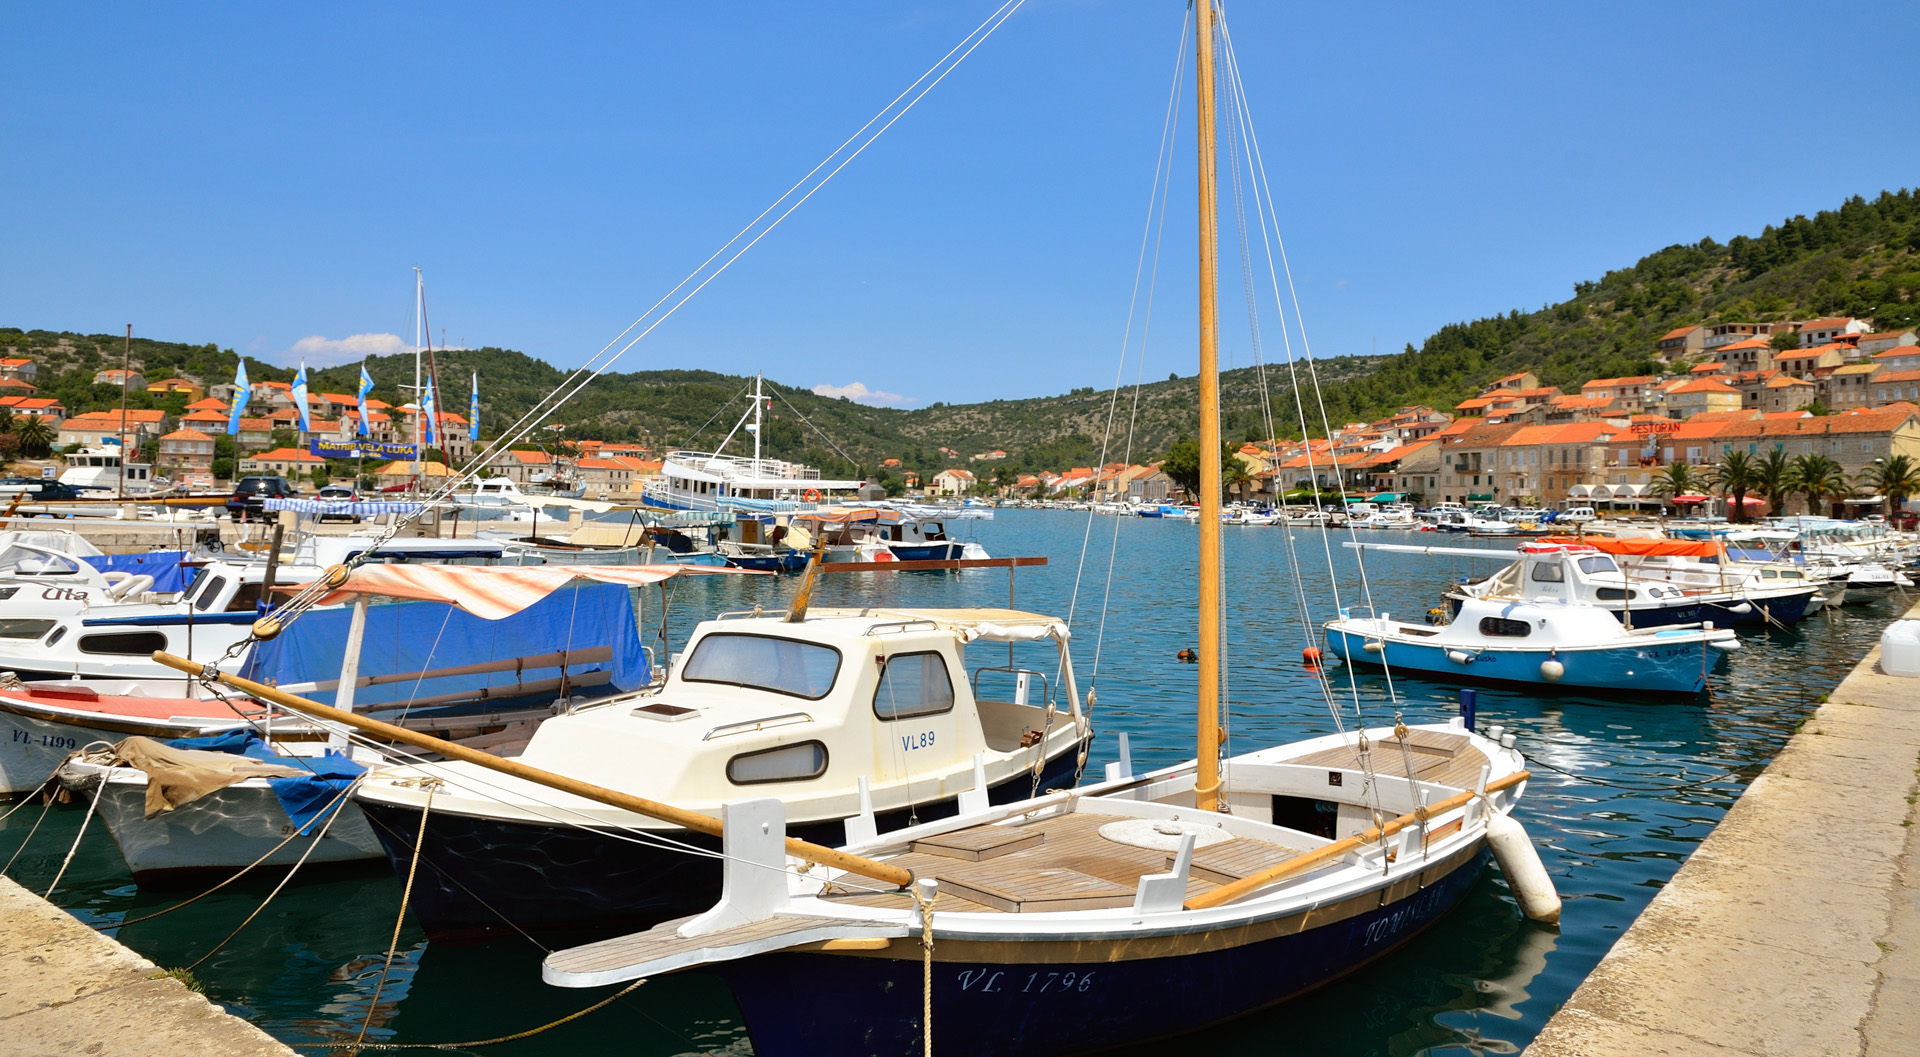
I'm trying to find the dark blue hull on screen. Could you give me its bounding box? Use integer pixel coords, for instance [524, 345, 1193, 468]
[356, 743, 1086, 943]
[716, 845, 1489, 1057]
[724, 551, 809, 572]
[888, 542, 966, 561]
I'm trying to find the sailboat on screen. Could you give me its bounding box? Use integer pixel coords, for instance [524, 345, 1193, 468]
[525, 8, 1558, 1054]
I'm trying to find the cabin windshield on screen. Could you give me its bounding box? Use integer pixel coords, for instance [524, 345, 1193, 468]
[0, 546, 82, 577]
[1577, 555, 1619, 575]
[681, 633, 841, 700]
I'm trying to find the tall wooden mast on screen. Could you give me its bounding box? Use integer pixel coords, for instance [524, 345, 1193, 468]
[1194, 0, 1223, 812]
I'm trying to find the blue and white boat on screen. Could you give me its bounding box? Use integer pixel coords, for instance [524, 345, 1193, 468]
[1324, 595, 1739, 695]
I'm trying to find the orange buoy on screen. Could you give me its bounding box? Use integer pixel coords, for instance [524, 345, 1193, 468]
[1176, 648, 1198, 663]
[1302, 646, 1323, 664]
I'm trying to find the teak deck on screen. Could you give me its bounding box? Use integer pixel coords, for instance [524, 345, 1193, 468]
[1288, 729, 1488, 789]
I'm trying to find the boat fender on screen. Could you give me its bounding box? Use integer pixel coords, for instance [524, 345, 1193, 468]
[1446, 649, 1474, 665]
[1362, 640, 1383, 653]
[1539, 653, 1565, 683]
[1486, 811, 1561, 925]
[1729, 602, 1753, 615]
[1710, 638, 1741, 651]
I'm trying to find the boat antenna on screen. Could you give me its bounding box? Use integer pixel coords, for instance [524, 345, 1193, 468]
[1194, 0, 1224, 812]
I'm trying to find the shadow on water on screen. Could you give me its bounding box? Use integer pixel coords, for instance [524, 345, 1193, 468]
[0, 510, 1894, 1055]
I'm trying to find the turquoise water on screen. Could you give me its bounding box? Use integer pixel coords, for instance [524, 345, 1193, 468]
[0, 509, 1893, 1055]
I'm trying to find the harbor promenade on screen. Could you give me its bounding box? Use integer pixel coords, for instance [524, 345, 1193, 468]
[1526, 599, 1920, 1057]
[0, 877, 294, 1056]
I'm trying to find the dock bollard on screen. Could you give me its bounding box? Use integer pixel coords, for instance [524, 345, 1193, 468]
[1459, 688, 1477, 729]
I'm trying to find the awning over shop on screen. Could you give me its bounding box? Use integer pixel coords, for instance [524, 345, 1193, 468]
[1467, 493, 1495, 501]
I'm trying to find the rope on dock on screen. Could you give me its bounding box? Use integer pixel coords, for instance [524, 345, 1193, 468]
[350, 781, 437, 1057]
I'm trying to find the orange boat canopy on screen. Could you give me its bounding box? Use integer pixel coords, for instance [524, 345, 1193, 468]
[1535, 535, 1722, 558]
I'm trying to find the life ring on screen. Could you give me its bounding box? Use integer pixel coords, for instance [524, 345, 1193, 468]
[803, 488, 822, 503]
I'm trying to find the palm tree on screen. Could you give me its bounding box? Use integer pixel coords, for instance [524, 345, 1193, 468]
[1754, 447, 1794, 517]
[1789, 454, 1843, 517]
[1222, 458, 1253, 501]
[1856, 454, 1920, 516]
[1650, 461, 1704, 514]
[1712, 450, 1758, 523]
[11, 416, 55, 459]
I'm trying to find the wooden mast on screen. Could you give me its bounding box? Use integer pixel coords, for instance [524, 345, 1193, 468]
[1194, 0, 1223, 812]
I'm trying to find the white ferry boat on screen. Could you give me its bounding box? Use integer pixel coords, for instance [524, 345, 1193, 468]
[59, 444, 159, 495]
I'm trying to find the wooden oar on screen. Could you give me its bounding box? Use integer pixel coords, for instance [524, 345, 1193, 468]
[1184, 769, 1530, 910]
[149, 651, 916, 889]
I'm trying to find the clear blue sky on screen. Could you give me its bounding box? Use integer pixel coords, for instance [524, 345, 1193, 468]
[3, 2, 1915, 407]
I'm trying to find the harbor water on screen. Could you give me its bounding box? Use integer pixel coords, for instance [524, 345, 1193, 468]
[0, 509, 1894, 1056]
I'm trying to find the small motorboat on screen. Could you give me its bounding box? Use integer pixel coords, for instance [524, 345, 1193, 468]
[1324, 595, 1738, 695]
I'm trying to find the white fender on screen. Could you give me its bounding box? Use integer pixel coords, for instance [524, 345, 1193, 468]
[1486, 811, 1560, 925]
[1538, 658, 1565, 682]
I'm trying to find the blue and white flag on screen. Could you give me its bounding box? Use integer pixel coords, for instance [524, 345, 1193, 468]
[227, 359, 250, 435]
[356, 364, 375, 437]
[291, 361, 312, 433]
[421, 377, 437, 446]
[469, 371, 480, 442]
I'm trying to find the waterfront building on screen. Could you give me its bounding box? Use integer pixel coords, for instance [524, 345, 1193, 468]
[55, 408, 170, 450]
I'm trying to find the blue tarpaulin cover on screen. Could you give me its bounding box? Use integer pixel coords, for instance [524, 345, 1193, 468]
[163, 730, 364, 833]
[82, 550, 197, 594]
[238, 581, 649, 710]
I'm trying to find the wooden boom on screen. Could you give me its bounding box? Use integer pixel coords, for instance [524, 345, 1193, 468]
[149, 650, 916, 890]
[1184, 769, 1531, 910]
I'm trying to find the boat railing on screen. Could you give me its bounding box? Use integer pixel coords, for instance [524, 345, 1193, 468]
[862, 619, 940, 636]
[970, 665, 1053, 709]
[702, 711, 814, 741]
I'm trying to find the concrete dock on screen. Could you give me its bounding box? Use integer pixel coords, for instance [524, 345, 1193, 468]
[1526, 601, 1920, 1057]
[0, 877, 294, 1056]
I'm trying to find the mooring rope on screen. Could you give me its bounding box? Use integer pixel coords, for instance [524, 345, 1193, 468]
[293, 978, 648, 1051]
[42, 769, 106, 900]
[349, 781, 437, 1057]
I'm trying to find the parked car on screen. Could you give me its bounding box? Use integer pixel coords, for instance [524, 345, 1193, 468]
[314, 484, 363, 523]
[226, 475, 296, 520]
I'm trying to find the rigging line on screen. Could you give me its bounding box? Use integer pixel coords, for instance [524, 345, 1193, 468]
[1219, 27, 1405, 723]
[445, 0, 1028, 470]
[764, 382, 861, 468]
[1068, 1, 1189, 630]
[680, 380, 755, 449]
[1221, 25, 1419, 827]
[1081, 4, 1190, 684]
[1215, 10, 1385, 820]
[264, 0, 1032, 611]
[42, 768, 105, 901]
[351, 782, 435, 1057]
[434, 0, 1030, 474]
[185, 778, 364, 972]
[1, 797, 53, 876]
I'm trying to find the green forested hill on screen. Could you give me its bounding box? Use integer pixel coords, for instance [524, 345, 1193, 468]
[7, 187, 1915, 475]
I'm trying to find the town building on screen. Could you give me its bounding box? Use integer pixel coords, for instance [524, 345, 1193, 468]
[0, 358, 37, 385]
[155, 428, 216, 477]
[1820, 363, 1880, 409]
[93, 368, 146, 390]
[239, 447, 327, 478]
[1798, 317, 1873, 347]
[145, 378, 207, 402]
[0, 396, 64, 423]
[1772, 345, 1846, 381]
[1657, 325, 1707, 361]
[1716, 338, 1775, 373]
[931, 468, 976, 495]
[1858, 330, 1918, 356]
[1870, 370, 1920, 406]
[56, 409, 170, 450]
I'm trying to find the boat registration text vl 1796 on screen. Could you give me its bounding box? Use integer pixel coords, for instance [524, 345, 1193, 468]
[956, 969, 1097, 993]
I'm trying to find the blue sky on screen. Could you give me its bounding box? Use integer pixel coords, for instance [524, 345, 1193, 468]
[3, 2, 1915, 408]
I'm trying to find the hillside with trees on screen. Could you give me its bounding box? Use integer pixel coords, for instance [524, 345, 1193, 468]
[5, 187, 1914, 477]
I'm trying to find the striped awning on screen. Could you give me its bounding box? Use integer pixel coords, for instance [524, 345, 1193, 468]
[299, 562, 756, 620]
[265, 498, 426, 516]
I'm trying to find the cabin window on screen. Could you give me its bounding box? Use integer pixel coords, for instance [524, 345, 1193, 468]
[1270, 795, 1339, 840]
[872, 651, 955, 720]
[1478, 617, 1533, 637]
[78, 631, 168, 656]
[726, 741, 828, 785]
[0, 619, 57, 640]
[681, 633, 841, 700]
[1595, 587, 1638, 601]
[1529, 562, 1564, 583]
[225, 582, 268, 613]
[192, 575, 228, 611]
[1577, 556, 1618, 575]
